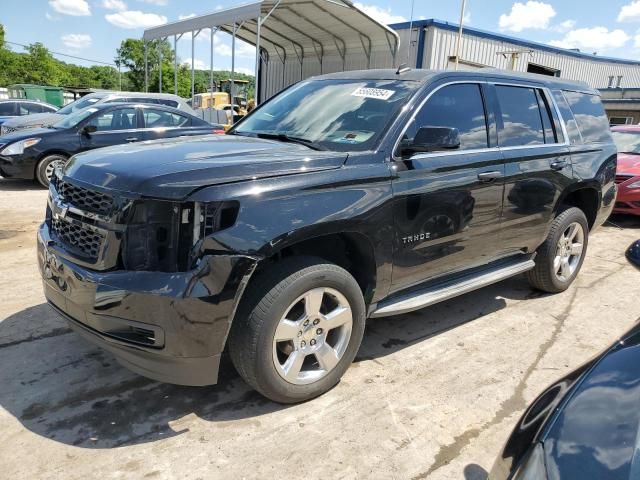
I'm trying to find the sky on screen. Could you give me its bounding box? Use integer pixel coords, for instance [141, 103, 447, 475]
[4, 0, 640, 74]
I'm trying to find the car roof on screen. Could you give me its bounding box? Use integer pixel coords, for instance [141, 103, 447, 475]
[312, 68, 595, 93]
[93, 101, 198, 117]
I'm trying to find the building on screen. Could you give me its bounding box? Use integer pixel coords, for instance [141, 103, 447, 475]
[391, 19, 640, 123]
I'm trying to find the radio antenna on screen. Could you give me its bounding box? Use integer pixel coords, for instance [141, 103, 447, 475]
[406, 0, 415, 65]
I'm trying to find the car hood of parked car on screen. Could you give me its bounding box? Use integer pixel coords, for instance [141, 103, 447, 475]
[0, 127, 60, 145]
[64, 135, 348, 200]
[1, 112, 64, 130]
[617, 152, 640, 176]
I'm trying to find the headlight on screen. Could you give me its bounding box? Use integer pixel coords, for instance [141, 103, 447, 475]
[627, 179, 640, 189]
[0, 138, 41, 155]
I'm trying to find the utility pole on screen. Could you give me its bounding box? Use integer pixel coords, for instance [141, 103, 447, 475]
[454, 0, 467, 70]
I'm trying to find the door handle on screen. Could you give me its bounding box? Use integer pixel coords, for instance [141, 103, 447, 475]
[125, 137, 138, 142]
[477, 171, 502, 182]
[550, 160, 567, 171]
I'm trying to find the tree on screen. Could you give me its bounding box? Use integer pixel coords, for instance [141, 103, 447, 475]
[115, 38, 175, 92]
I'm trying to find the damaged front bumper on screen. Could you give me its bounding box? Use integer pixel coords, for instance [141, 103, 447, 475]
[38, 222, 259, 386]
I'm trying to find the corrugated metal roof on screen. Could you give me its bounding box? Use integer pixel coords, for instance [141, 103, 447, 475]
[390, 19, 640, 67]
[144, 0, 399, 59]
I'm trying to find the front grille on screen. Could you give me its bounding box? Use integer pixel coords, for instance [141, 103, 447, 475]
[51, 217, 105, 260]
[615, 175, 633, 184]
[1, 125, 16, 135]
[57, 179, 114, 215]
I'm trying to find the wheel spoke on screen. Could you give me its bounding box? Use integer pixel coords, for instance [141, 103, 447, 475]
[322, 305, 351, 331]
[282, 350, 305, 381]
[554, 255, 562, 273]
[570, 242, 583, 257]
[560, 257, 571, 279]
[315, 343, 340, 372]
[567, 223, 579, 241]
[304, 289, 324, 317]
[275, 319, 300, 342]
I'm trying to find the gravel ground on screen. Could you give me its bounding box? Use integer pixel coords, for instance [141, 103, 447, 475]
[1, 177, 639, 480]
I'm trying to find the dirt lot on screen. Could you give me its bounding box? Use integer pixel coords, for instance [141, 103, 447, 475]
[0, 178, 639, 480]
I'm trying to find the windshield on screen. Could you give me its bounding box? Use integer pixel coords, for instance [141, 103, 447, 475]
[52, 107, 99, 129]
[612, 131, 640, 154]
[57, 94, 107, 115]
[232, 79, 420, 152]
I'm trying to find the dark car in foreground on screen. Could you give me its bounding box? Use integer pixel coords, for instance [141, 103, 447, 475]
[0, 99, 58, 125]
[0, 102, 223, 186]
[38, 69, 616, 403]
[611, 126, 640, 216]
[490, 319, 640, 479]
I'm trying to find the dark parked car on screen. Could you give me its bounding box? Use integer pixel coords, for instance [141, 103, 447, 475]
[0, 91, 195, 136]
[38, 69, 616, 403]
[490, 318, 640, 480]
[0, 103, 223, 186]
[0, 99, 58, 125]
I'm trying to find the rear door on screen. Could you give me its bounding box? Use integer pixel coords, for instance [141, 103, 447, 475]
[390, 81, 505, 293]
[493, 83, 573, 255]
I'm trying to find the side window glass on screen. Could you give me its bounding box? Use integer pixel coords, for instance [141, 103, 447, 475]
[496, 86, 544, 147]
[144, 109, 189, 128]
[20, 103, 43, 115]
[157, 99, 179, 108]
[0, 102, 17, 115]
[407, 83, 489, 151]
[562, 90, 611, 144]
[535, 90, 557, 144]
[552, 90, 582, 144]
[88, 108, 138, 131]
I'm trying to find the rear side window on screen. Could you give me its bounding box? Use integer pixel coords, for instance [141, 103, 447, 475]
[143, 109, 191, 128]
[551, 90, 581, 144]
[409, 83, 489, 151]
[19, 103, 43, 114]
[496, 86, 545, 147]
[561, 91, 611, 144]
[156, 99, 179, 108]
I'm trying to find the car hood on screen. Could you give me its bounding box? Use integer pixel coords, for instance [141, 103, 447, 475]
[542, 322, 640, 480]
[617, 153, 640, 176]
[1, 112, 64, 129]
[64, 135, 348, 200]
[0, 127, 59, 144]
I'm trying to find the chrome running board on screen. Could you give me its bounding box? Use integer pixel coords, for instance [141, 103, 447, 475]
[370, 259, 536, 318]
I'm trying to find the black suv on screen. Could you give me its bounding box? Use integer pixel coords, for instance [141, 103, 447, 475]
[38, 69, 617, 403]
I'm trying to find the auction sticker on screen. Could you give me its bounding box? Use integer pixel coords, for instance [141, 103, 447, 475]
[351, 87, 395, 100]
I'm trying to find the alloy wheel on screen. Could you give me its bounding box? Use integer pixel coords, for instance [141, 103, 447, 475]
[554, 221, 584, 282]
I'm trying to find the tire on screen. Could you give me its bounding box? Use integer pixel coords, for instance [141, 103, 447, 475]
[527, 206, 589, 293]
[228, 256, 366, 403]
[36, 154, 67, 187]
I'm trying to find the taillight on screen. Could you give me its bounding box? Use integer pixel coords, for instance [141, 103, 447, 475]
[212, 129, 225, 134]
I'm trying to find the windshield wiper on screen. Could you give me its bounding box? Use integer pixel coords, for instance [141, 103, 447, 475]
[254, 132, 327, 151]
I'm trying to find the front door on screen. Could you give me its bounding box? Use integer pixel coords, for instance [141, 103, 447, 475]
[80, 106, 141, 151]
[390, 82, 505, 294]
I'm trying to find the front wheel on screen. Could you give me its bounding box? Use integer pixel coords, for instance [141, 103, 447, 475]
[527, 206, 589, 293]
[36, 154, 68, 187]
[229, 257, 366, 403]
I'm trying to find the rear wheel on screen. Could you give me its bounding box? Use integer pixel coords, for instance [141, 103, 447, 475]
[36, 154, 67, 187]
[229, 257, 366, 403]
[527, 207, 589, 293]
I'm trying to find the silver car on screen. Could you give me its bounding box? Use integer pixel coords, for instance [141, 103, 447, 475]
[0, 92, 195, 135]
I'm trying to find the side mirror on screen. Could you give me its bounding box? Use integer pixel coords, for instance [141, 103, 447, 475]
[401, 126, 460, 156]
[626, 240, 640, 270]
[81, 124, 98, 136]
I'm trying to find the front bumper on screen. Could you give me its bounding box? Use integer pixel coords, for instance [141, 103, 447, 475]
[613, 182, 640, 216]
[38, 222, 259, 386]
[0, 152, 37, 179]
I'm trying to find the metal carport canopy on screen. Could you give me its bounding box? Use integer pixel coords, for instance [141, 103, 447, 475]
[142, 0, 400, 103]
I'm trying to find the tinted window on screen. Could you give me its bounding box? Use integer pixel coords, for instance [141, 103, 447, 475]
[87, 107, 138, 131]
[19, 103, 43, 115]
[57, 94, 106, 114]
[408, 83, 488, 151]
[0, 102, 16, 115]
[156, 99, 179, 108]
[552, 90, 581, 144]
[496, 86, 544, 147]
[535, 90, 557, 143]
[143, 109, 190, 128]
[562, 91, 611, 144]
